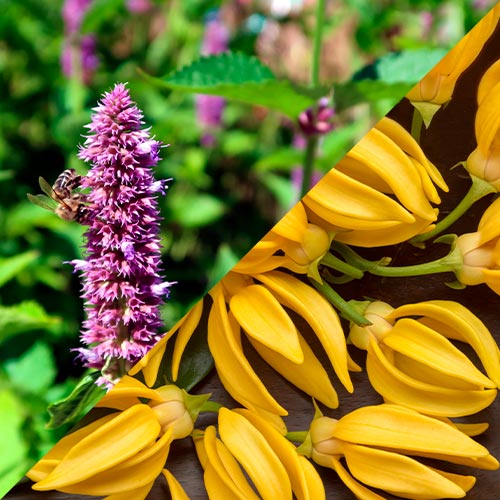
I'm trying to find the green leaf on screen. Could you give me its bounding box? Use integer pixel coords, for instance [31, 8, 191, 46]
[258, 171, 296, 211]
[46, 372, 106, 429]
[333, 80, 415, 111]
[0, 250, 39, 288]
[375, 48, 449, 83]
[168, 192, 227, 228]
[4, 341, 56, 393]
[0, 389, 28, 498]
[80, 0, 124, 33]
[146, 52, 316, 118]
[254, 148, 304, 173]
[0, 301, 60, 344]
[207, 244, 241, 289]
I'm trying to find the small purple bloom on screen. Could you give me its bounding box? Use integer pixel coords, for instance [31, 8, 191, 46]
[73, 83, 172, 388]
[298, 97, 335, 137]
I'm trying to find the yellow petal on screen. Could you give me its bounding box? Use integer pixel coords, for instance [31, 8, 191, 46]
[367, 338, 497, 417]
[128, 336, 167, 386]
[248, 330, 339, 408]
[329, 456, 387, 500]
[218, 408, 292, 500]
[255, 271, 352, 392]
[50, 428, 172, 496]
[303, 167, 416, 229]
[385, 318, 495, 388]
[103, 481, 156, 500]
[272, 201, 309, 242]
[33, 405, 161, 490]
[201, 425, 262, 500]
[390, 300, 500, 387]
[230, 284, 303, 363]
[171, 298, 204, 381]
[342, 442, 467, 499]
[162, 470, 190, 500]
[334, 403, 492, 460]
[234, 408, 325, 500]
[208, 288, 287, 415]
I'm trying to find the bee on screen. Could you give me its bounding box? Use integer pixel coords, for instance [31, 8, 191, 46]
[27, 169, 88, 223]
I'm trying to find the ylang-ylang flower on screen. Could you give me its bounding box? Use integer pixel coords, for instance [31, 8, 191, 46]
[194, 407, 325, 500]
[454, 196, 500, 294]
[407, 3, 500, 124]
[72, 83, 172, 387]
[27, 375, 202, 499]
[349, 299, 500, 417]
[302, 117, 448, 247]
[299, 403, 499, 500]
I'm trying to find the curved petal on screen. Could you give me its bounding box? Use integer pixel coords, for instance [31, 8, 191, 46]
[230, 284, 303, 363]
[342, 443, 467, 499]
[208, 288, 287, 415]
[255, 271, 352, 392]
[171, 298, 204, 380]
[390, 300, 500, 387]
[234, 408, 325, 500]
[33, 405, 161, 490]
[249, 330, 339, 409]
[333, 404, 492, 460]
[218, 408, 292, 500]
[367, 338, 497, 417]
[385, 318, 495, 388]
[162, 470, 190, 500]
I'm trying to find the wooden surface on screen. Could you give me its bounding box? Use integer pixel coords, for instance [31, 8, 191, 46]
[7, 21, 500, 500]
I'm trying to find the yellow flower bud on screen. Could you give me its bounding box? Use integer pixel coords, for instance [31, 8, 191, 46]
[150, 385, 195, 439]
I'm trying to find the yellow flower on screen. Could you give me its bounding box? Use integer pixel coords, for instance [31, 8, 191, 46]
[28, 405, 173, 499]
[407, 4, 500, 123]
[28, 376, 204, 499]
[349, 300, 500, 417]
[194, 407, 325, 500]
[233, 201, 331, 282]
[466, 60, 500, 191]
[454, 197, 500, 294]
[207, 269, 358, 415]
[302, 117, 448, 247]
[300, 403, 498, 500]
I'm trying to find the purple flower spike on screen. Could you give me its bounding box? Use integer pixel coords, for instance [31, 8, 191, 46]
[73, 83, 172, 388]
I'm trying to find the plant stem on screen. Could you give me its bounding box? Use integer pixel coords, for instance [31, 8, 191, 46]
[410, 174, 496, 244]
[299, 0, 326, 198]
[310, 278, 371, 326]
[410, 106, 423, 143]
[321, 251, 364, 279]
[287, 430, 308, 443]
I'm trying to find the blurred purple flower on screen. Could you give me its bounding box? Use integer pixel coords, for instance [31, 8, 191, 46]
[196, 14, 230, 146]
[298, 97, 335, 137]
[61, 0, 98, 84]
[126, 0, 153, 14]
[72, 83, 172, 387]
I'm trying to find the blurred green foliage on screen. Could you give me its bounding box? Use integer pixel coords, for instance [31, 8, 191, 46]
[0, 0, 494, 494]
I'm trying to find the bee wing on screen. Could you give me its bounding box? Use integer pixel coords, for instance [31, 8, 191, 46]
[27, 193, 56, 211]
[38, 176, 56, 198]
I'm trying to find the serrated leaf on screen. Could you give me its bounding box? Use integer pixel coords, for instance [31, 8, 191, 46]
[168, 192, 227, 228]
[0, 301, 60, 344]
[47, 372, 105, 428]
[0, 250, 39, 288]
[4, 341, 56, 393]
[146, 52, 316, 118]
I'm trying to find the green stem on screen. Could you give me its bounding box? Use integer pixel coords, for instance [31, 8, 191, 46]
[310, 278, 371, 326]
[301, 136, 318, 198]
[286, 430, 308, 443]
[320, 251, 364, 279]
[311, 0, 326, 89]
[410, 174, 497, 244]
[331, 241, 463, 278]
[410, 106, 423, 143]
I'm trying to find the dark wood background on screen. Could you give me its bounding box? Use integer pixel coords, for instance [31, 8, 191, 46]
[6, 21, 500, 500]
